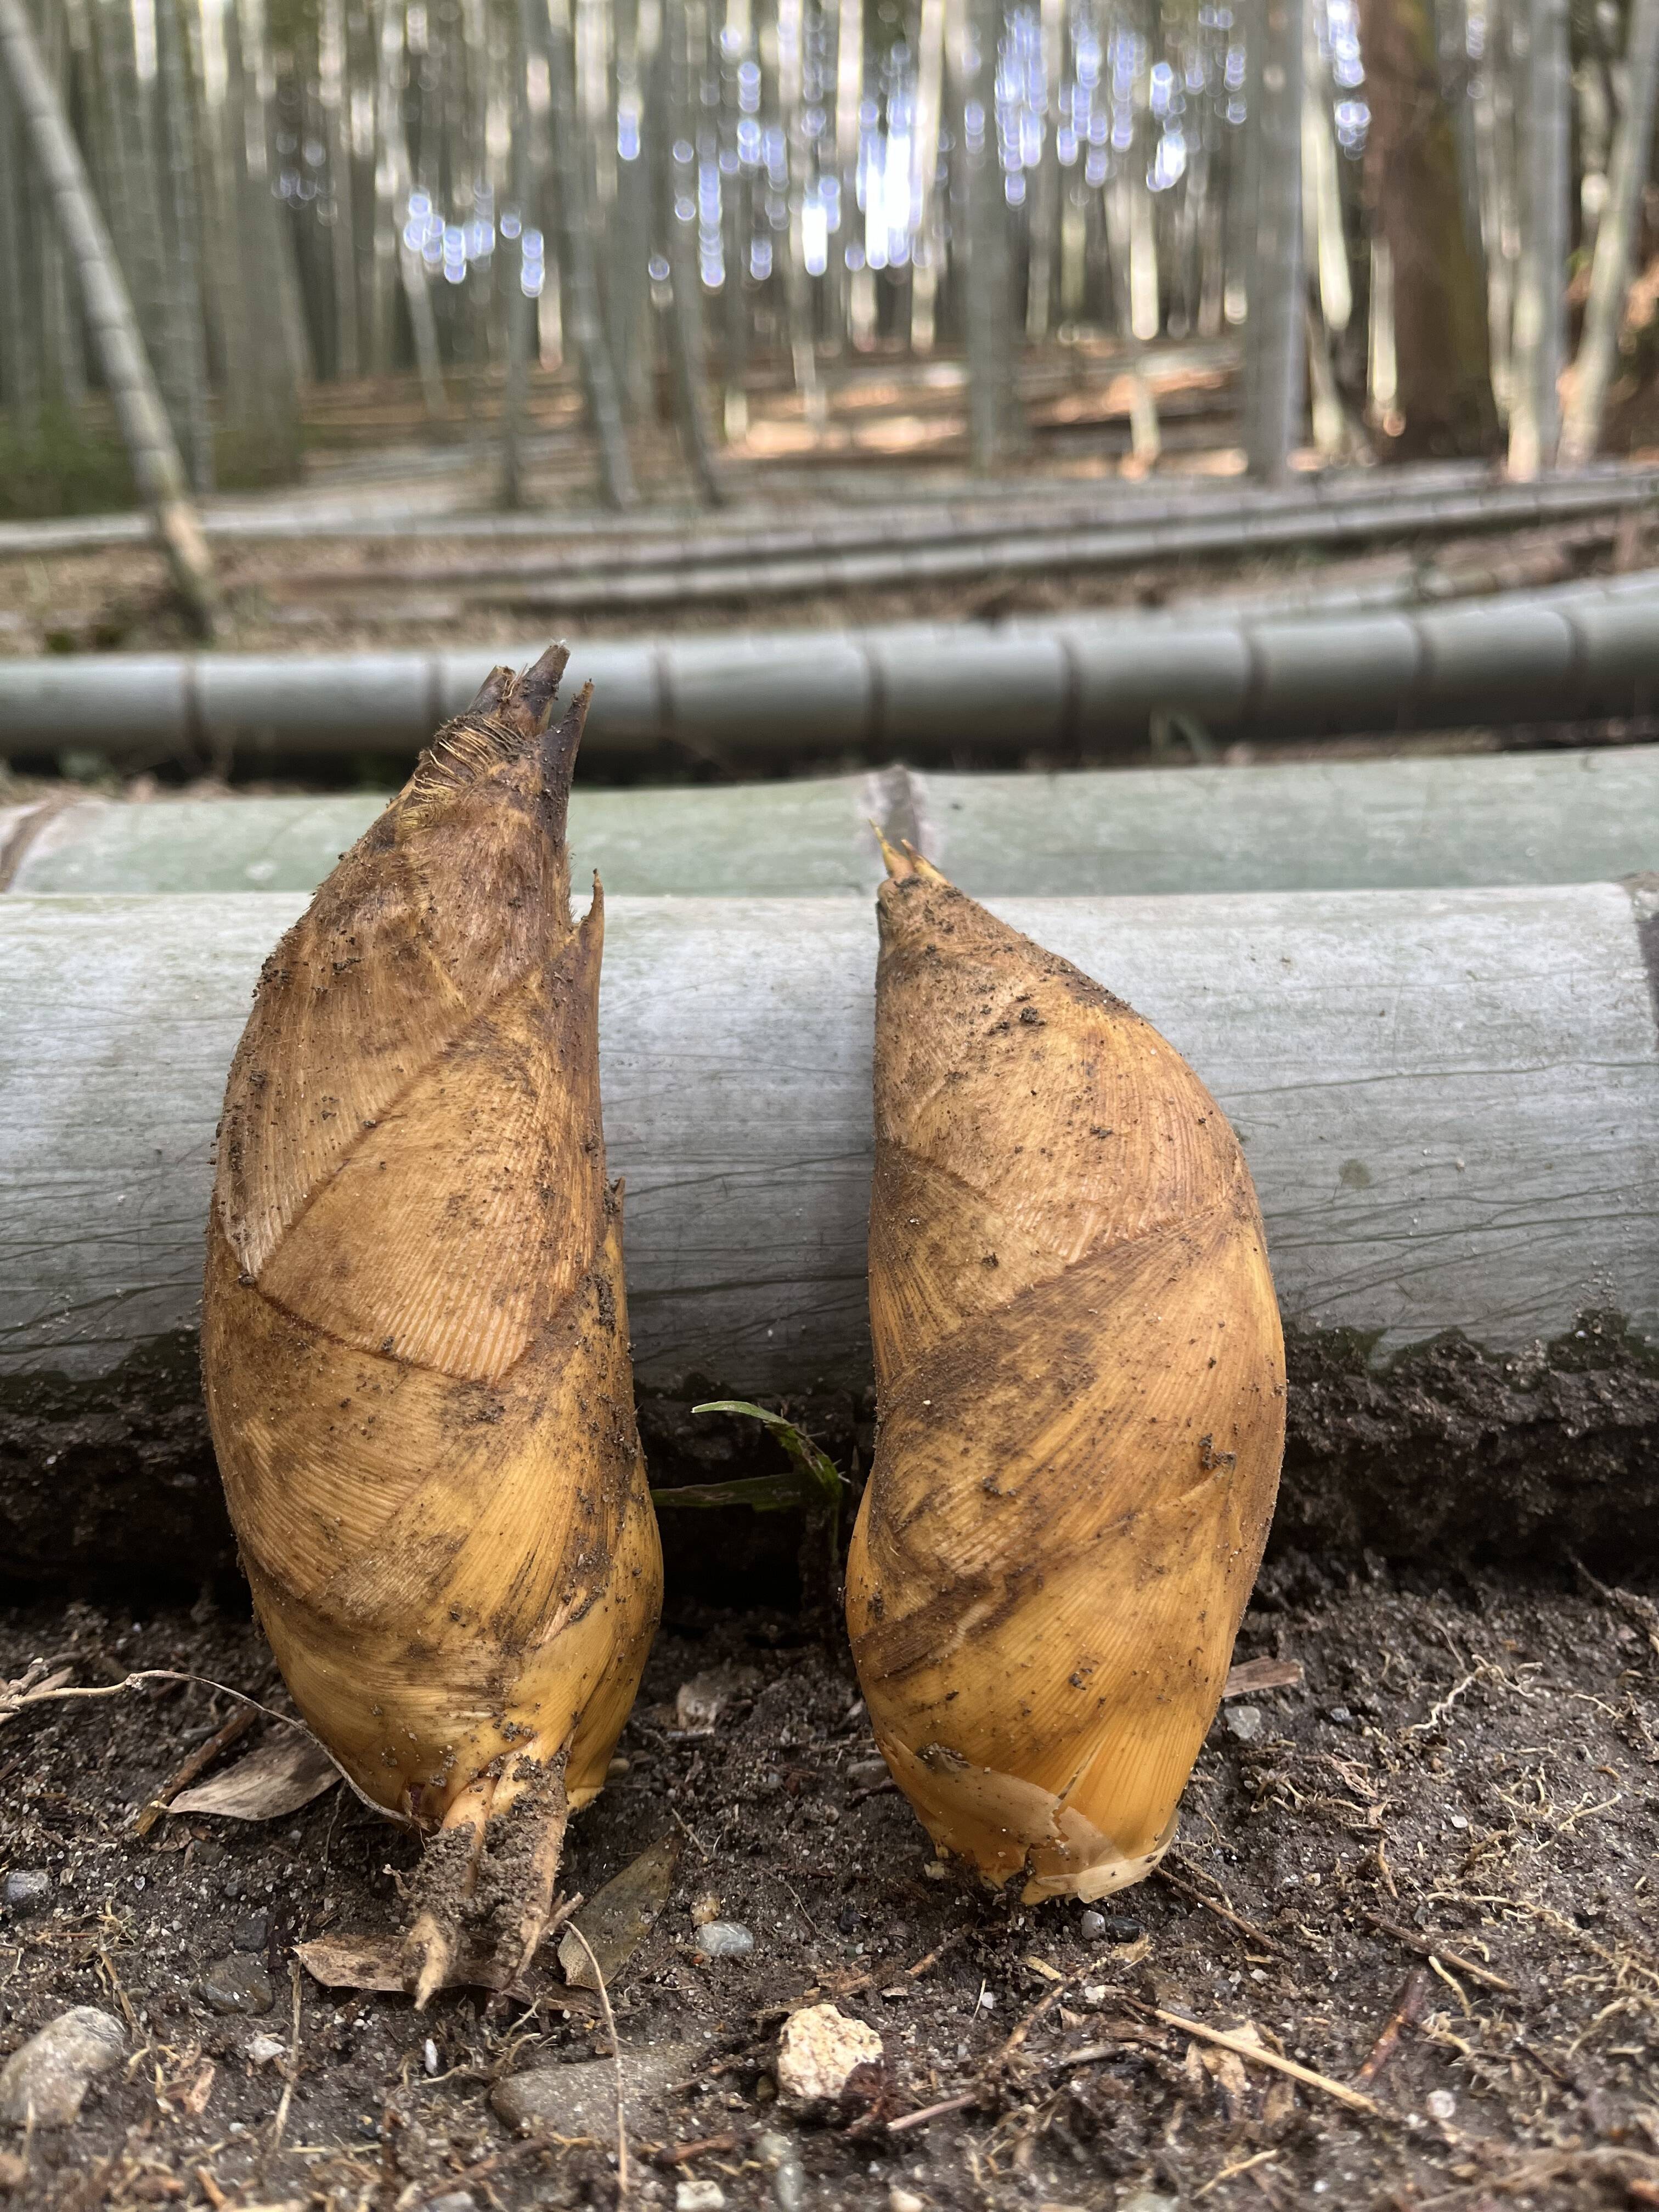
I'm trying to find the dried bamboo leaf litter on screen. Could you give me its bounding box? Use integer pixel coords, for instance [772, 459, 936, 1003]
[847, 844, 1285, 1901]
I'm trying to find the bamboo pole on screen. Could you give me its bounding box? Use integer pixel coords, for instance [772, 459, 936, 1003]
[1559, 0, 1659, 466]
[154, 0, 215, 494]
[4, 455, 1653, 558]
[662, 0, 722, 501]
[1244, 0, 1307, 478]
[3, 882, 1655, 1402]
[1508, 0, 1570, 476]
[240, 472, 1659, 609]
[535, 0, 637, 507]
[4, 570, 1659, 763]
[0, 0, 218, 634]
[7, 747, 1656, 901]
[498, 0, 535, 509]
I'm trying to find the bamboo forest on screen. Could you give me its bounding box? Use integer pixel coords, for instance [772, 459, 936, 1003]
[3, 0, 1658, 557]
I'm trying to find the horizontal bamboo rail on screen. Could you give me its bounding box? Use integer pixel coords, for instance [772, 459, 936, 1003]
[5, 882, 1655, 1578]
[5, 746, 1657, 899]
[4, 572, 1659, 766]
[265, 472, 1659, 612]
[2, 459, 1654, 563]
[5, 884, 1654, 1393]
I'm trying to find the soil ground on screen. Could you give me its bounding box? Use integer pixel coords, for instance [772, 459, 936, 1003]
[0, 511, 1641, 672]
[3, 1557, 1658, 2212]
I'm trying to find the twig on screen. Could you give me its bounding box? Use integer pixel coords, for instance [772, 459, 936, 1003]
[134, 1705, 258, 1838]
[887, 2088, 981, 2134]
[1155, 1865, 1288, 1958]
[1, 1668, 298, 1733]
[904, 1927, 968, 1980]
[266, 1959, 303, 2161]
[1353, 1970, 1433, 2089]
[1194, 2149, 1280, 2199]
[1152, 2011, 1384, 2117]
[564, 1922, 629, 2198]
[651, 2133, 740, 2167]
[1362, 1912, 1516, 1994]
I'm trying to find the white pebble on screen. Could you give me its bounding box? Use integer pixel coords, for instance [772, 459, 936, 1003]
[424, 2036, 440, 2076]
[0, 2008, 126, 2128]
[695, 1920, 755, 1960]
[1426, 2089, 1457, 2120]
[676, 2182, 725, 2212]
[776, 2003, 884, 2112]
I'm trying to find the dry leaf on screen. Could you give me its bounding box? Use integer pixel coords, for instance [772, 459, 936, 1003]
[169, 1731, 340, 1820]
[557, 1832, 681, 1988]
[1221, 1658, 1304, 1699]
[297, 1932, 596, 2011]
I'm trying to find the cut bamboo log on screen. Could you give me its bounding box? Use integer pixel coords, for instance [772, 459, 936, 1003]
[0, 0, 218, 635]
[2, 458, 1654, 560]
[4, 573, 1659, 765]
[2, 882, 1655, 1577]
[4, 747, 1658, 899]
[241, 477, 1659, 612]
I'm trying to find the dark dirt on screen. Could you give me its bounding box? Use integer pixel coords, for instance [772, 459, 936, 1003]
[3, 1558, 1659, 2211]
[6, 1316, 1658, 1592]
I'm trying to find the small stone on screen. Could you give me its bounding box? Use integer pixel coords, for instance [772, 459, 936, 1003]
[675, 2184, 725, 2212]
[890, 2191, 926, 2212]
[0, 2007, 126, 2128]
[922, 1859, 951, 1882]
[0, 2152, 28, 2194]
[1326, 1706, 1353, 1726]
[492, 2045, 696, 2136]
[674, 1667, 757, 1732]
[245, 2033, 287, 2069]
[195, 1957, 275, 2016]
[1426, 2089, 1457, 2121]
[1107, 1916, 1143, 1944]
[776, 2003, 883, 2113]
[846, 1759, 890, 1790]
[757, 2131, 806, 2212]
[1079, 1909, 1107, 1942]
[1117, 2194, 1180, 2212]
[0, 1872, 51, 1921]
[425, 2196, 478, 2212]
[232, 1910, 270, 1953]
[1223, 1705, 1264, 1744]
[695, 1921, 755, 1960]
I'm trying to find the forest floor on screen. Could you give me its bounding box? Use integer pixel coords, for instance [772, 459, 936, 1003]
[3, 1555, 1659, 2212]
[0, 507, 1646, 674]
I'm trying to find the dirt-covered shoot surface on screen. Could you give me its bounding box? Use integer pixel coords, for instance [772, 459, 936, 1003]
[3, 1559, 1659, 2210]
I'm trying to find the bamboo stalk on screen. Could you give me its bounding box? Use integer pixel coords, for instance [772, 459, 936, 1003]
[1244, 0, 1307, 478]
[1508, 0, 1570, 476]
[535, 0, 636, 506]
[7, 747, 1655, 901]
[662, 0, 721, 501]
[1559, 0, 1659, 466]
[0, 0, 218, 633]
[3, 882, 1655, 1406]
[4, 569, 1659, 761]
[234, 473, 1659, 608]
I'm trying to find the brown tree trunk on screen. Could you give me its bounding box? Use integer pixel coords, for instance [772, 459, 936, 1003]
[1359, 0, 1500, 458]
